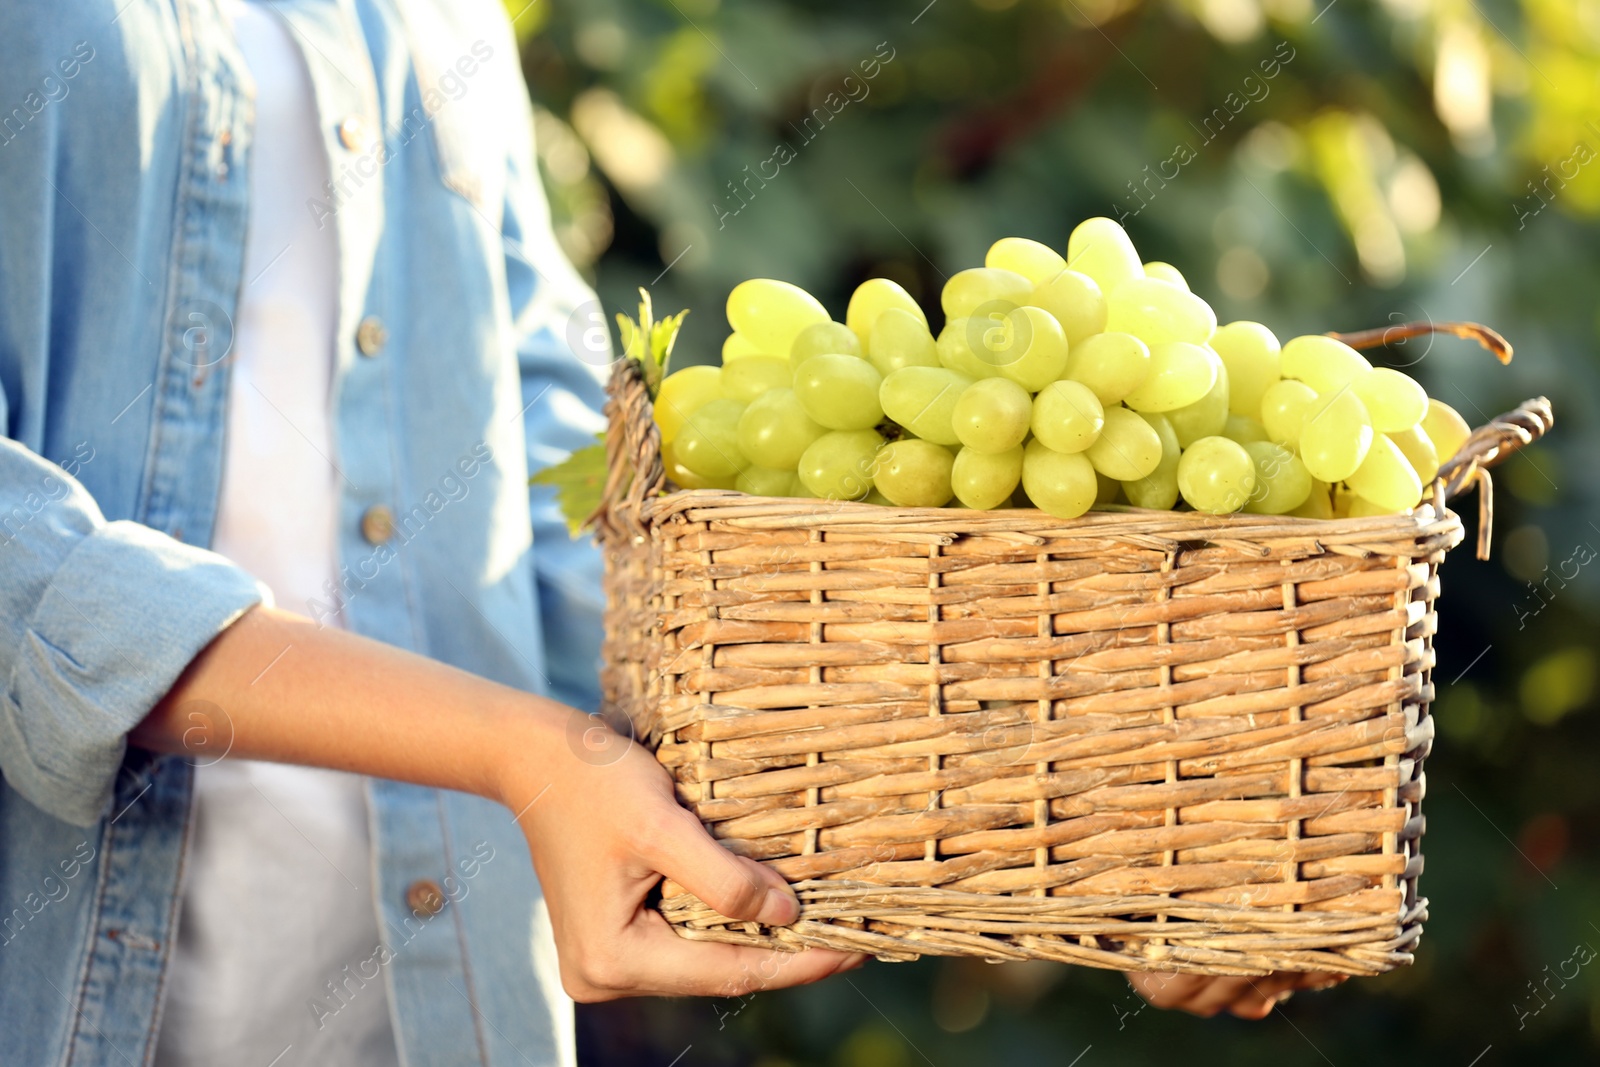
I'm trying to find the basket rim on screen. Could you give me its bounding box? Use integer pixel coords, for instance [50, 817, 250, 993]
[637, 486, 1465, 559]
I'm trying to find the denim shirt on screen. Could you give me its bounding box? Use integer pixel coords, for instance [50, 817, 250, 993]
[0, 2, 609, 1063]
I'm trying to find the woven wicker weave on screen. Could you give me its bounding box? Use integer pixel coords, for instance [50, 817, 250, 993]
[596, 349, 1551, 977]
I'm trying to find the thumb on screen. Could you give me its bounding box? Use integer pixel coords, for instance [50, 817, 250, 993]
[652, 809, 800, 927]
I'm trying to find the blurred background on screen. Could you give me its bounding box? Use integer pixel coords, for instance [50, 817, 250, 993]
[502, 0, 1599, 1062]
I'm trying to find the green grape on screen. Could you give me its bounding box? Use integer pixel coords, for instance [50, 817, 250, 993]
[793, 353, 884, 430]
[723, 333, 767, 362]
[1210, 321, 1281, 418]
[1345, 493, 1396, 518]
[1352, 367, 1427, 433]
[1289, 478, 1334, 519]
[864, 489, 895, 506]
[797, 429, 884, 500]
[866, 307, 940, 376]
[846, 278, 927, 345]
[1259, 378, 1318, 448]
[952, 446, 1024, 509]
[790, 320, 862, 369]
[952, 377, 1032, 454]
[1241, 441, 1312, 515]
[1021, 439, 1099, 519]
[662, 439, 736, 491]
[1066, 216, 1143, 295]
[973, 306, 1070, 391]
[936, 319, 1000, 380]
[675, 398, 749, 478]
[879, 367, 972, 446]
[1124, 411, 1181, 510]
[1061, 332, 1149, 405]
[1420, 398, 1471, 462]
[720, 356, 792, 403]
[1223, 415, 1269, 445]
[737, 388, 826, 469]
[1031, 380, 1104, 454]
[941, 267, 1033, 321]
[786, 475, 819, 498]
[1176, 436, 1256, 514]
[1085, 405, 1162, 481]
[1166, 359, 1230, 448]
[1025, 269, 1106, 345]
[986, 237, 1067, 286]
[1122, 342, 1219, 413]
[654, 365, 724, 445]
[727, 279, 829, 357]
[1143, 261, 1188, 289]
[1095, 470, 1123, 504]
[1105, 276, 1217, 346]
[1389, 424, 1440, 484]
[1298, 389, 1374, 483]
[872, 439, 956, 507]
[1335, 484, 1398, 518]
[1278, 335, 1371, 394]
[736, 465, 797, 497]
[1345, 433, 1423, 512]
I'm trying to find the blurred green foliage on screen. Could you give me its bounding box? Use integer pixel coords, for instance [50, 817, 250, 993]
[505, 0, 1600, 1061]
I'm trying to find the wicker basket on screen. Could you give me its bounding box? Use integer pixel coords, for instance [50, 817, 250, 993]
[596, 352, 1551, 977]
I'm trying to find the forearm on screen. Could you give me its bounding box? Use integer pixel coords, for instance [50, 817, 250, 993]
[131, 604, 559, 807]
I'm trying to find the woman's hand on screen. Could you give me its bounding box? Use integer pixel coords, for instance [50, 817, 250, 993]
[498, 715, 866, 1001]
[1126, 969, 1348, 1019]
[136, 605, 863, 1002]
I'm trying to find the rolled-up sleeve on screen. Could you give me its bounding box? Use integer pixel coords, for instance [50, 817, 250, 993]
[499, 83, 610, 714]
[0, 437, 267, 826]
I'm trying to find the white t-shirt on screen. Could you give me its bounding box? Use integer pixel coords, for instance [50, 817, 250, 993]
[154, 4, 400, 1065]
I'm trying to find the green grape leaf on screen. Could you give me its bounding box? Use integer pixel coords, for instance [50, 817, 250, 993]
[532, 289, 688, 531]
[651, 309, 689, 382]
[529, 439, 608, 536]
[616, 287, 688, 397]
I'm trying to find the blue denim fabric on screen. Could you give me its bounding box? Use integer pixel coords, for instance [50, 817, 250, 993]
[0, 1, 607, 1063]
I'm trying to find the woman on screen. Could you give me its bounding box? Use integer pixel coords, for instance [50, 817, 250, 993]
[0, 2, 1325, 1064]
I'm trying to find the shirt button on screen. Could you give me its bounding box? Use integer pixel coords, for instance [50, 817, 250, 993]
[360, 506, 395, 545]
[405, 879, 446, 917]
[337, 114, 372, 152]
[356, 316, 387, 357]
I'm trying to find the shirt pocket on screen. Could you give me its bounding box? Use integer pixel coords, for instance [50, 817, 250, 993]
[392, 0, 510, 223]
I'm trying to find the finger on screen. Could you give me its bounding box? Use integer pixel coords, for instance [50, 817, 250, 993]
[649, 807, 799, 926]
[1125, 971, 1207, 1009]
[1253, 972, 1308, 996]
[1181, 976, 1257, 1017]
[1260, 971, 1346, 999]
[1130, 970, 1331, 1018]
[1187, 973, 1301, 1017]
[1228, 989, 1281, 1020]
[1226, 973, 1309, 1019]
[1134, 971, 1241, 1014]
[602, 911, 865, 999]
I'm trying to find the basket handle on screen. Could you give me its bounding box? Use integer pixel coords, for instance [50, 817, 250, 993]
[1425, 396, 1553, 560]
[1328, 320, 1514, 365]
[1328, 320, 1553, 561]
[594, 357, 666, 539]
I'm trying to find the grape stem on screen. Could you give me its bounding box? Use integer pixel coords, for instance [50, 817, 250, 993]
[1326, 320, 1513, 365]
[875, 418, 909, 442]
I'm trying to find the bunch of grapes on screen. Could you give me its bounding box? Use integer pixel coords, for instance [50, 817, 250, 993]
[652, 217, 1474, 520]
